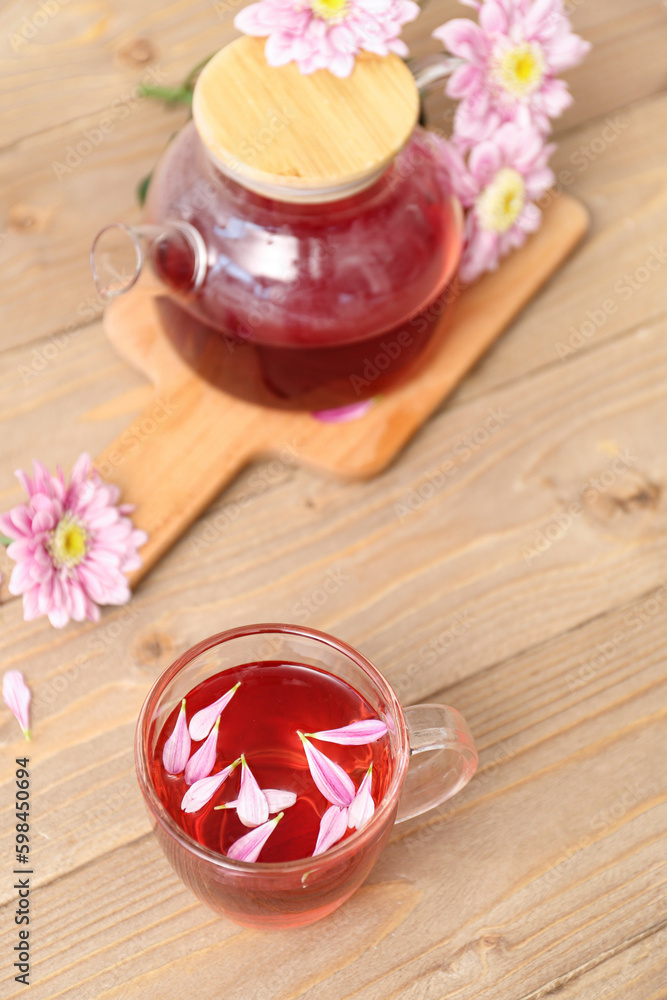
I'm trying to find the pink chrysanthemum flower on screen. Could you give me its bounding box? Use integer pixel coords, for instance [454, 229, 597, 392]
[234, 0, 420, 79]
[0, 454, 147, 629]
[440, 122, 555, 283]
[434, 0, 590, 143]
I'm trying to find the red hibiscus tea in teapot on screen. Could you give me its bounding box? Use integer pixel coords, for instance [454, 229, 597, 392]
[92, 38, 462, 411]
[149, 127, 461, 410]
[151, 660, 392, 863]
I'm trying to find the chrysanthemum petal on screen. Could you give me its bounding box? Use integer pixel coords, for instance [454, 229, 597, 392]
[298, 733, 355, 806]
[263, 788, 297, 812]
[479, 1, 508, 35]
[162, 699, 191, 775]
[234, 2, 273, 35]
[47, 606, 69, 629]
[188, 682, 240, 741]
[184, 716, 221, 785]
[433, 18, 486, 61]
[8, 560, 34, 595]
[348, 765, 375, 830]
[237, 756, 270, 827]
[22, 587, 41, 622]
[181, 763, 237, 813]
[214, 788, 296, 814]
[2, 670, 31, 739]
[308, 719, 388, 745]
[313, 804, 349, 856]
[227, 812, 283, 862]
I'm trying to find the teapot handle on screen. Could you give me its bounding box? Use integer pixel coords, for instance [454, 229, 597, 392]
[407, 54, 458, 94]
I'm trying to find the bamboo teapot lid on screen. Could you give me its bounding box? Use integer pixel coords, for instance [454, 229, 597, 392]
[192, 36, 420, 201]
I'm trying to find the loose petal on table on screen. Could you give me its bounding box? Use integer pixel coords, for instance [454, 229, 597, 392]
[2, 670, 31, 740]
[311, 400, 375, 423]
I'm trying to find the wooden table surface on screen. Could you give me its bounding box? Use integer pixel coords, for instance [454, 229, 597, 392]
[1, 1, 666, 997]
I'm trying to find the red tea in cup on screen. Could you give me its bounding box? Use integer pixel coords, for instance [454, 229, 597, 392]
[151, 660, 393, 862]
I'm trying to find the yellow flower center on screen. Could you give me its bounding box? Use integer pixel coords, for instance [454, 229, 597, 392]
[493, 42, 545, 99]
[310, 0, 349, 21]
[50, 514, 88, 569]
[475, 168, 526, 233]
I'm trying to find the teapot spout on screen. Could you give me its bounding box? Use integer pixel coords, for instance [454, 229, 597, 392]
[90, 221, 207, 300]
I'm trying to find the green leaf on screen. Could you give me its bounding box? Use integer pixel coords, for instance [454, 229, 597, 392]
[134, 53, 215, 206]
[137, 173, 152, 207]
[182, 53, 215, 90]
[138, 83, 193, 106]
[0, 534, 13, 546]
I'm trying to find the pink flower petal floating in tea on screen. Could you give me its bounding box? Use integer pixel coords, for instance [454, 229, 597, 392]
[298, 732, 355, 807]
[2, 670, 31, 740]
[188, 681, 240, 741]
[307, 719, 388, 745]
[162, 699, 191, 775]
[313, 804, 349, 857]
[227, 812, 284, 863]
[184, 715, 221, 785]
[263, 788, 297, 813]
[181, 761, 239, 814]
[348, 764, 375, 831]
[237, 755, 270, 828]
[215, 788, 297, 814]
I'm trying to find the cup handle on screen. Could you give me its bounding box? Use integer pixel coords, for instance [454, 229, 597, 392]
[396, 704, 478, 822]
[407, 54, 458, 95]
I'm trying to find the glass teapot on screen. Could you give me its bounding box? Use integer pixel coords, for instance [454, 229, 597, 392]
[91, 39, 461, 411]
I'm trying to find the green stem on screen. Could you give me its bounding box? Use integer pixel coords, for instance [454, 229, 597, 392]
[138, 83, 193, 106]
[182, 53, 215, 89]
[134, 54, 215, 204]
[0, 534, 13, 546]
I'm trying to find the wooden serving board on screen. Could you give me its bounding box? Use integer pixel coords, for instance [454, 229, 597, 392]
[98, 193, 589, 588]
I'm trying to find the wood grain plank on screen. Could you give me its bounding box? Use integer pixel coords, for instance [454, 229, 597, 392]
[0, 0, 235, 148]
[1, 583, 664, 999]
[516, 922, 667, 1000]
[2, 310, 667, 698]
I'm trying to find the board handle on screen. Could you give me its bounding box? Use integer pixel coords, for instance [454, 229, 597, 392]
[95, 382, 259, 587]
